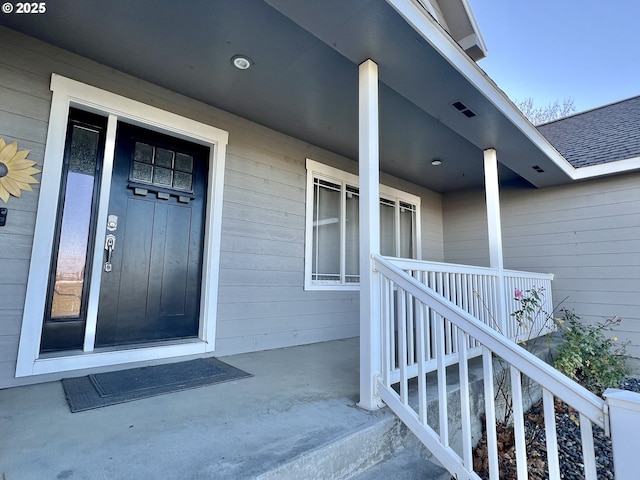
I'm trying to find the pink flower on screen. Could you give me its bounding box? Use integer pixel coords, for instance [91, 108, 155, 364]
[514, 289, 523, 299]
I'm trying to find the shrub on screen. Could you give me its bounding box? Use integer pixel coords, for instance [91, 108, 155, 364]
[553, 308, 629, 395]
[510, 287, 554, 342]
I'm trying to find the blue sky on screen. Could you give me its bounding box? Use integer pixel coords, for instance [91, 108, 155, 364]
[469, 0, 640, 114]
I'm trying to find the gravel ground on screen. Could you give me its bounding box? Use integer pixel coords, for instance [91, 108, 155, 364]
[473, 378, 640, 480]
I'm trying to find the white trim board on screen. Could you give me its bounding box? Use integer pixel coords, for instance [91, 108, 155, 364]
[571, 156, 640, 180]
[15, 74, 229, 377]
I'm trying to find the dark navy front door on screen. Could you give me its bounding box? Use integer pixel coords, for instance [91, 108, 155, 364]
[95, 122, 209, 347]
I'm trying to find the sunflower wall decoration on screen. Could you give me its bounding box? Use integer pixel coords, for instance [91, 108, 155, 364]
[0, 137, 41, 203]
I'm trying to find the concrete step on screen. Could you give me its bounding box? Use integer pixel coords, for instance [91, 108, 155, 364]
[256, 412, 451, 480]
[350, 447, 450, 480]
[256, 416, 401, 480]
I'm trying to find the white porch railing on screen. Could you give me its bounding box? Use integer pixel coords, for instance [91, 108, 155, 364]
[372, 255, 640, 480]
[503, 269, 555, 342]
[385, 258, 554, 384]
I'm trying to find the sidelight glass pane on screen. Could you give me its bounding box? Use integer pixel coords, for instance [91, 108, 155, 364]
[380, 198, 396, 256]
[312, 179, 341, 281]
[344, 186, 359, 282]
[50, 125, 100, 319]
[399, 201, 416, 258]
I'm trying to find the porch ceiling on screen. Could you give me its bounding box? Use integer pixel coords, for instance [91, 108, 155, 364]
[0, 0, 573, 193]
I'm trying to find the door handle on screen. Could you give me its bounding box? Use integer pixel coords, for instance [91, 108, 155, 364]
[104, 234, 116, 272]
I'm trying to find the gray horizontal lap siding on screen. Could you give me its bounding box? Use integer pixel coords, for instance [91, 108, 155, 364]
[215, 134, 356, 355]
[0, 27, 444, 387]
[443, 174, 640, 357]
[0, 33, 49, 388]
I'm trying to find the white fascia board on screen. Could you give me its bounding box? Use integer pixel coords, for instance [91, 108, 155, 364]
[571, 156, 640, 180]
[387, 0, 637, 184]
[457, 33, 478, 52]
[414, 0, 438, 20]
[459, 0, 488, 55]
[457, 32, 486, 61]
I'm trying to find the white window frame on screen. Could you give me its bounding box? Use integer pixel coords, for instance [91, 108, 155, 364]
[16, 74, 228, 377]
[305, 159, 421, 290]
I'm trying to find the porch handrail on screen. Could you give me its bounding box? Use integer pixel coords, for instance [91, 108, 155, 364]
[373, 254, 610, 479]
[373, 254, 605, 427]
[385, 256, 555, 282]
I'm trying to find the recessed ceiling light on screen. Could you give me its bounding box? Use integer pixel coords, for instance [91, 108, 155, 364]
[231, 55, 253, 70]
[431, 159, 442, 166]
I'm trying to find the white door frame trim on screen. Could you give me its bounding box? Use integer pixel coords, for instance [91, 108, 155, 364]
[15, 74, 229, 377]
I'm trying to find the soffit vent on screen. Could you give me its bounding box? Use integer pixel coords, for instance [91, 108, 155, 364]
[452, 100, 476, 118]
[532, 165, 545, 173]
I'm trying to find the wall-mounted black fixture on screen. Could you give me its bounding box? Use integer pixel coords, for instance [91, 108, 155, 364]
[0, 207, 7, 226]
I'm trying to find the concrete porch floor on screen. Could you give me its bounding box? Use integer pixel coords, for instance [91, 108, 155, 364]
[1, 338, 409, 480]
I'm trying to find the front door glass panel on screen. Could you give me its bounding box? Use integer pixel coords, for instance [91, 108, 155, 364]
[131, 142, 194, 192]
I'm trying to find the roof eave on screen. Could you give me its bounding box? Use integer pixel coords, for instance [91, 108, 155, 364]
[458, 0, 488, 59]
[571, 156, 640, 181]
[387, 0, 578, 187]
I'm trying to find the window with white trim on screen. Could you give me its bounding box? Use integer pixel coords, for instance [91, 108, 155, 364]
[305, 159, 421, 290]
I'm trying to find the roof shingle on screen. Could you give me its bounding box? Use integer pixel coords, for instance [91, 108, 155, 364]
[537, 95, 640, 168]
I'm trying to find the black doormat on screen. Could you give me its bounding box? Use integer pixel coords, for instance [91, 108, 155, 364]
[61, 357, 252, 413]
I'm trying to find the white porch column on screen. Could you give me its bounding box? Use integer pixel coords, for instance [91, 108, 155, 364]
[358, 59, 383, 410]
[483, 148, 507, 333]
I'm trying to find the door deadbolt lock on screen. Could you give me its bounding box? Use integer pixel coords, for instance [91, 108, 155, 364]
[104, 234, 116, 272]
[107, 214, 118, 231]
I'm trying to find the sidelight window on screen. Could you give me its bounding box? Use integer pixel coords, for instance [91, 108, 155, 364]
[41, 108, 107, 352]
